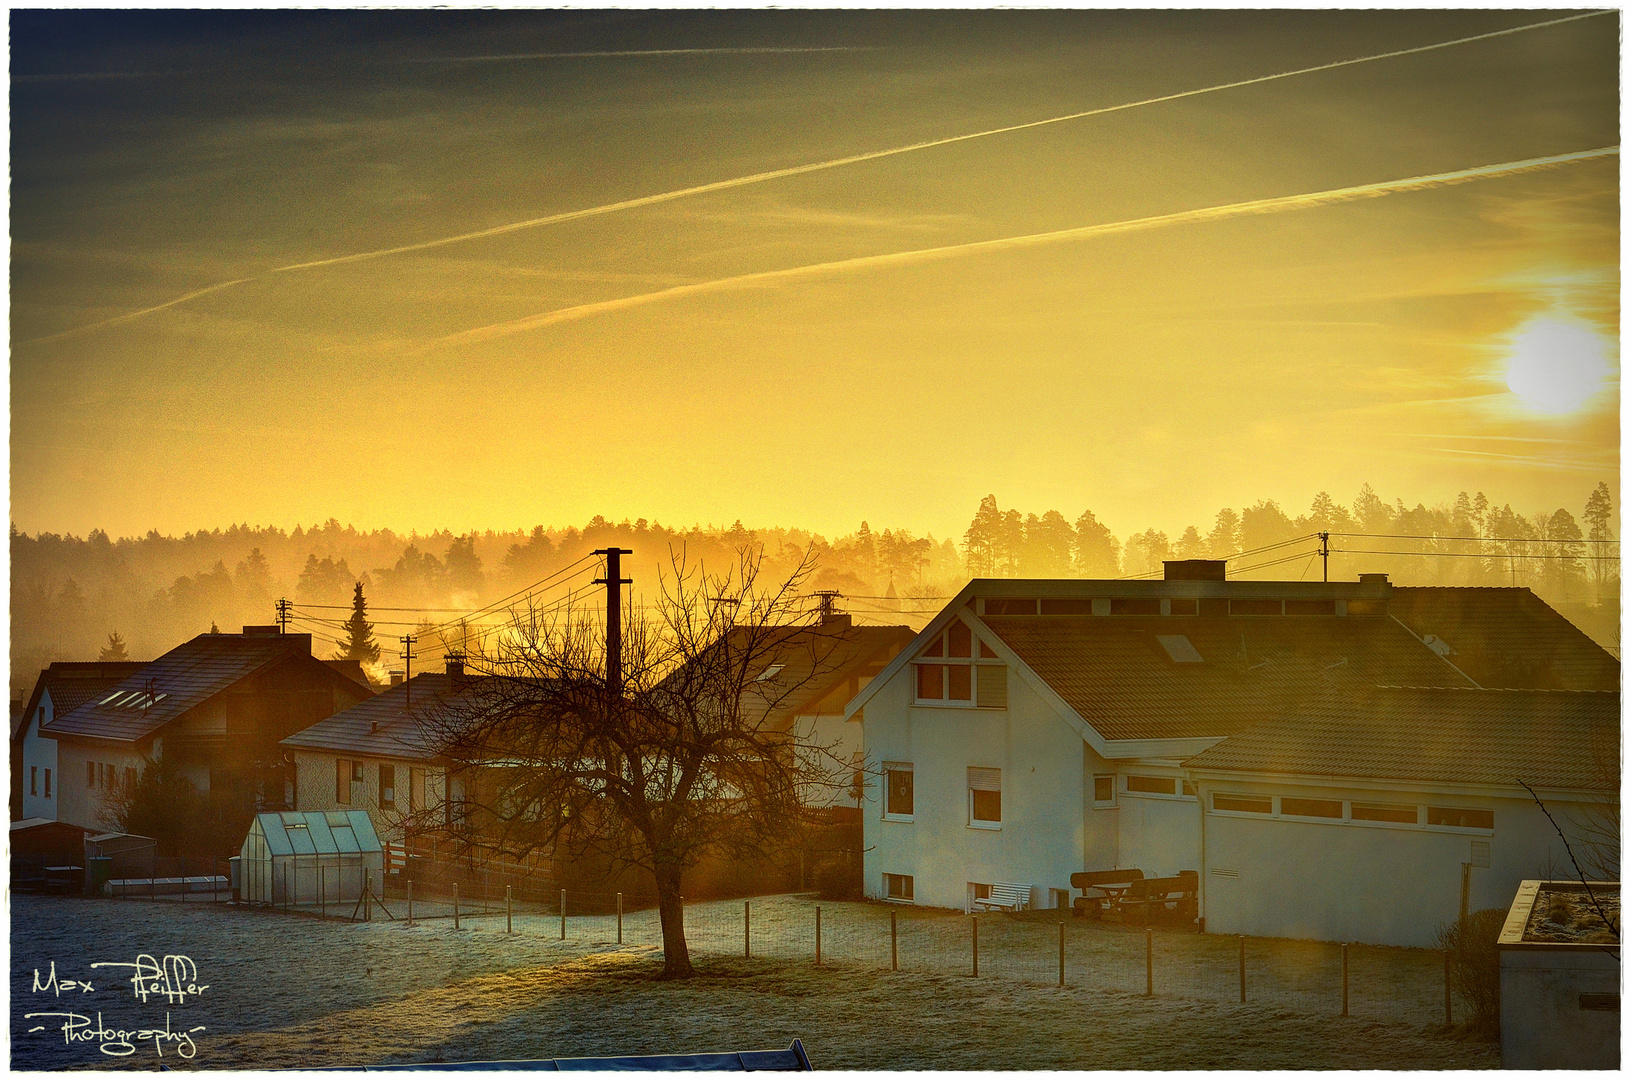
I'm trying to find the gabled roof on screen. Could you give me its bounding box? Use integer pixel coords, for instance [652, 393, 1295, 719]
[739, 619, 915, 724]
[1184, 685, 1620, 793]
[981, 614, 1471, 742]
[42, 633, 347, 743]
[280, 673, 467, 761]
[1389, 587, 1621, 691]
[14, 661, 148, 744]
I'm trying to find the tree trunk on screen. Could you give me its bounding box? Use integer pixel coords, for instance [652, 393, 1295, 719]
[655, 862, 693, 978]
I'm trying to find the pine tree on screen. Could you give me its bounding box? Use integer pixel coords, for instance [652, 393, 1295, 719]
[337, 581, 381, 665]
[99, 632, 129, 662]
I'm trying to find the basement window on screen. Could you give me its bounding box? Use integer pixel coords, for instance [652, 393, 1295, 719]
[884, 873, 915, 902]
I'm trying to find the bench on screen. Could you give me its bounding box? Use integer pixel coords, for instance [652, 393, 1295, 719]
[1117, 871, 1199, 927]
[1070, 869, 1143, 918]
[973, 882, 1033, 912]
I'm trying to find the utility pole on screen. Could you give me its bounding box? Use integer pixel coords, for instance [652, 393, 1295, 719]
[276, 598, 291, 633]
[593, 548, 633, 697]
[400, 635, 416, 710]
[1318, 532, 1330, 583]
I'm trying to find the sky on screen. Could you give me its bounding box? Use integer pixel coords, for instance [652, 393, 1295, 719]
[9, 9, 1620, 543]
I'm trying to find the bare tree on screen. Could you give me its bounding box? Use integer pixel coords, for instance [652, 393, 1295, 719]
[418, 547, 856, 978]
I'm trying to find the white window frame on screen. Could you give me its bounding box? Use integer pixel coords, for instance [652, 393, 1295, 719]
[1122, 774, 1190, 801]
[884, 872, 915, 902]
[913, 620, 1005, 709]
[968, 766, 1002, 829]
[882, 762, 915, 822]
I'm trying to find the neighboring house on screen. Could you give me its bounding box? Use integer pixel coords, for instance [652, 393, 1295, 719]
[39, 626, 374, 838]
[846, 562, 1620, 946]
[13, 662, 146, 822]
[280, 660, 467, 845]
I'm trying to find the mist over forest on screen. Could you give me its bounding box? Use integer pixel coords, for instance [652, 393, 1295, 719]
[11, 481, 1618, 693]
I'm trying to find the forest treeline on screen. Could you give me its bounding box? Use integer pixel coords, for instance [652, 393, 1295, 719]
[11, 482, 1618, 692]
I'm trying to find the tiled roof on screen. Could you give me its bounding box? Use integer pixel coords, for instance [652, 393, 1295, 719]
[14, 662, 148, 743]
[1184, 685, 1620, 791]
[982, 614, 1472, 742]
[43, 634, 321, 743]
[1389, 587, 1620, 691]
[739, 622, 916, 724]
[280, 673, 463, 760]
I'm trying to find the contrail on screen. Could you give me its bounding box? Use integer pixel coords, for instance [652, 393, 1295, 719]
[430, 146, 1619, 349]
[20, 10, 1611, 347]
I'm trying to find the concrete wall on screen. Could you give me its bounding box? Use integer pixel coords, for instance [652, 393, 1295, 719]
[291, 751, 444, 844]
[21, 692, 59, 821]
[1196, 780, 1592, 947]
[1500, 945, 1620, 1069]
[1117, 786, 1202, 879]
[862, 657, 1086, 911]
[51, 740, 147, 832]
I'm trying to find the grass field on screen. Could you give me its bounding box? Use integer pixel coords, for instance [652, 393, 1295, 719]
[10, 892, 1499, 1070]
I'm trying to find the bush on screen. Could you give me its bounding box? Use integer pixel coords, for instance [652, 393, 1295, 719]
[1436, 908, 1506, 1037]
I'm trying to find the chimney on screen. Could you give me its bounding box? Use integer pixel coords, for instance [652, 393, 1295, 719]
[446, 654, 466, 687]
[1359, 573, 1389, 584]
[390, 671, 405, 687]
[1164, 560, 1227, 582]
[242, 625, 280, 636]
[369, 720, 380, 734]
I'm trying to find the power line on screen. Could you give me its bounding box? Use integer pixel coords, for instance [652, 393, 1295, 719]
[1335, 548, 1619, 561]
[1333, 532, 1618, 544]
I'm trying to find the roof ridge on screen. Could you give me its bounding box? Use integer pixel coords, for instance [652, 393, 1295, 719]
[1373, 684, 1619, 695]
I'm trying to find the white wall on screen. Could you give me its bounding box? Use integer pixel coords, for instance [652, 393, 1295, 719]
[1117, 789, 1202, 879]
[1197, 781, 1595, 947]
[862, 658, 1087, 911]
[794, 713, 864, 810]
[21, 692, 59, 820]
[51, 740, 147, 831]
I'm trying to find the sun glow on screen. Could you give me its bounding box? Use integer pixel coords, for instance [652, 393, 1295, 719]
[1504, 316, 1614, 414]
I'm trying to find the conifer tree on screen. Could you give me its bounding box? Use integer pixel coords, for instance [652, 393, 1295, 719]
[98, 632, 129, 662]
[337, 581, 381, 665]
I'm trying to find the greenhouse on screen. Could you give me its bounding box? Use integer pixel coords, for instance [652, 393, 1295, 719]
[238, 810, 384, 909]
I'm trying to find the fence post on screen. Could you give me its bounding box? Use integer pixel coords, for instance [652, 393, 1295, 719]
[617, 892, 623, 944]
[1145, 928, 1153, 996]
[972, 915, 979, 977]
[320, 865, 326, 918]
[1058, 922, 1066, 987]
[745, 900, 751, 959]
[1238, 935, 1246, 1003]
[815, 906, 822, 966]
[891, 908, 898, 971]
[407, 879, 414, 926]
[507, 885, 513, 934]
[560, 889, 566, 940]
[1443, 950, 1452, 1026]
[1341, 943, 1349, 1017]
[365, 870, 371, 922]
[454, 881, 460, 931]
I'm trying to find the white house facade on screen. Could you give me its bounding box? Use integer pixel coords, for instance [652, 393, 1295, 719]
[847, 563, 1619, 946]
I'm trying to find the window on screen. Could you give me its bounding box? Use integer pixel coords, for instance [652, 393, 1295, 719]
[1040, 599, 1094, 615]
[884, 873, 915, 901]
[1126, 775, 1178, 795]
[352, 761, 365, 783]
[947, 665, 972, 700]
[975, 664, 1007, 708]
[1111, 598, 1162, 616]
[1281, 797, 1343, 819]
[968, 767, 1001, 827]
[1427, 806, 1494, 830]
[30, 766, 37, 796]
[337, 758, 351, 804]
[984, 599, 1036, 616]
[1353, 802, 1417, 824]
[380, 764, 396, 809]
[1093, 775, 1116, 804]
[1230, 599, 1282, 616]
[884, 763, 914, 819]
[44, 769, 51, 799]
[917, 664, 945, 700]
[1285, 599, 1336, 616]
[1214, 793, 1272, 813]
[1168, 598, 1198, 616]
[88, 761, 96, 787]
[915, 623, 1005, 706]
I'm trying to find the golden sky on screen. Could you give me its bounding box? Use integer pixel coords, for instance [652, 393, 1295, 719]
[10, 9, 1620, 542]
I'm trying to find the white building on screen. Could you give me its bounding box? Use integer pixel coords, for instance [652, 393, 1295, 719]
[846, 562, 1618, 946]
[13, 662, 146, 822]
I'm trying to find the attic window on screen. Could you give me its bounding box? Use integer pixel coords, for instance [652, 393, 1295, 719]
[1156, 635, 1204, 663]
[755, 665, 784, 682]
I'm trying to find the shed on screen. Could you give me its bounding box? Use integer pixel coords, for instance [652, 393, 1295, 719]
[239, 810, 383, 908]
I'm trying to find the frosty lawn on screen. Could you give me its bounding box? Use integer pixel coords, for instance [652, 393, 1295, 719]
[11, 893, 1498, 1070]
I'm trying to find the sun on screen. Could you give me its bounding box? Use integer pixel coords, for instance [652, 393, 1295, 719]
[1504, 316, 1614, 414]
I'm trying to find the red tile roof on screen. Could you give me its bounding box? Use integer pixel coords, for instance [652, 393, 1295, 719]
[1184, 685, 1619, 792]
[982, 614, 1473, 742]
[1389, 587, 1619, 691]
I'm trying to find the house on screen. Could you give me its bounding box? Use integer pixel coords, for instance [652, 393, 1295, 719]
[38, 626, 375, 840]
[846, 562, 1619, 946]
[13, 661, 147, 821]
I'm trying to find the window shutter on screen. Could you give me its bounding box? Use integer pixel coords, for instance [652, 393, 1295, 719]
[968, 767, 1001, 791]
[975, 665, 1007, 708]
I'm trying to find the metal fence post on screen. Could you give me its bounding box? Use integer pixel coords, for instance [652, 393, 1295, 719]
[1341, 943, 1349, 1017]
[815, 906, 822, 966]
[617, 892, 623, 944]
[972, 915, 979, 977]
[1058, 922, 1066, 987]
[1238, 935, 1246, 1003]
[891, 908, 898, 971]
[320, 865, 326, 918]
[560, 889, 566, 940]
[1443, 950, 1452, 1026]
[454, 881, 460, 931]
[745, 900, 751, 959]
[407, 879, 414, 926]
[507, 885, 513, 934]
[1145, 928, 1153, 996]
[365, 870, 371, 922]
